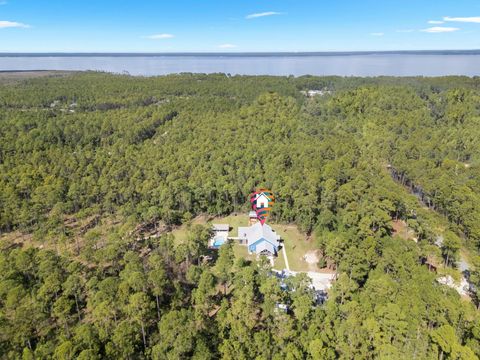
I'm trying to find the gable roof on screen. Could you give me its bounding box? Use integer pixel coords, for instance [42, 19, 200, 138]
[249, 236, 277, 249]
[238, 222, 280, 247]
[252, 239, 276, 255]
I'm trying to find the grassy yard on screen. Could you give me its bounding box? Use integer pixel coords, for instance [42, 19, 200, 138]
[273, 249, 286, 270]
[271, 224, 320, 272]
[170, 226, 189, 245]
[170, 213, 321, 272]
[213, 214, 250, 232]
[232, 243, 251, 260]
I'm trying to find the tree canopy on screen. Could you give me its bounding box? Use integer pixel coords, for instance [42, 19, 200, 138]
[0, 72, 480, 359]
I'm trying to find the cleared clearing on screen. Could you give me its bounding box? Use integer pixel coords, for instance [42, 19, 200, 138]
[170, 214, 321, 272]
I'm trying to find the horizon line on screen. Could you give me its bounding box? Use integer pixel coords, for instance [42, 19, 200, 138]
[0, 49, 480, 57]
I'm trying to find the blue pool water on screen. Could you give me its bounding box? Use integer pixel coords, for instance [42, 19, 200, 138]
[213, 236, 227, 248]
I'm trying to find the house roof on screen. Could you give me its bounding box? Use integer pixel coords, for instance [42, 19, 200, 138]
[212, 224, 229, 231]
[253, 239, 276, 255]
[238, 222, 280, 247]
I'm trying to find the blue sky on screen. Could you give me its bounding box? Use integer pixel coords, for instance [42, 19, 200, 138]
[1, 0, 480, 52]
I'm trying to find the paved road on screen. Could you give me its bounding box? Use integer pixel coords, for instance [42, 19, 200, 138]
[305, 271, 336, 291]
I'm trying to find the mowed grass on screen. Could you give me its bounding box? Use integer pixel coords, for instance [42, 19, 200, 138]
[232, 243, 252, 260]
[272, 249, 286, 270]
[271, 224, 319, 272]
[169, 214, 320, 272]
[213, 214, 250, 233]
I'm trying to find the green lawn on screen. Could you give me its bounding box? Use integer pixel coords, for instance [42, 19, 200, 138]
[170, 226, 189, 246]
[273, 249, 286, 270]
[170, 214, 320, 272]
[232, 243, 251, 260]
[213, 214, 250, 234]
[271, 224, 320, 272]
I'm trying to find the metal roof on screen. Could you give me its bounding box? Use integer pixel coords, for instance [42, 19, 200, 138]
[212, 224, 229, 231]
[253, 240, 276, 255]
[238, 222, 280, 247]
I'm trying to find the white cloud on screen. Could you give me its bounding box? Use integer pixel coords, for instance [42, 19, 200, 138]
[370, 32, 384, 36]
[0, 1, 7, 5]
[396, 29, 415, 33]
[145, 33, 174, 40]
[0, 20, 30, 28]
[218, 43, 237, 49]
[421, 26, 460, 33]
[443, 16, 480, 23]
[428, 20, 444, 24]
[246, 11, 282, 19]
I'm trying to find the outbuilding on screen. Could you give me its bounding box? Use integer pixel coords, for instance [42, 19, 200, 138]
[209, 224, 230, 248]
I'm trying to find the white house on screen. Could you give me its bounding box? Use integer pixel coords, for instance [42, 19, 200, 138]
[238, 222, 280, 256]
[301, 89, 332, 98]
[255, 192, 270, 209]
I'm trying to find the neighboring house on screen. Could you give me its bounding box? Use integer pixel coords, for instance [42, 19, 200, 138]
[209, 224, 229, 249]
[238, 222, 280, 256]
[300, 89, 332, 97]
[255, 192, 270, 209]
[275, 303, 289, 313]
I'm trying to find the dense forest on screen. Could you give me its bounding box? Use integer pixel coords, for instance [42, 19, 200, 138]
[0, 72, 480, 359]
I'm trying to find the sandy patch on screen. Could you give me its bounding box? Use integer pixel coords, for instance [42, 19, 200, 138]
[303, 250, 322, 271]
[304, 250, 320, 264]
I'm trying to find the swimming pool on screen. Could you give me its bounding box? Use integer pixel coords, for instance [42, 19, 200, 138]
[212, 235, 227, 248]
